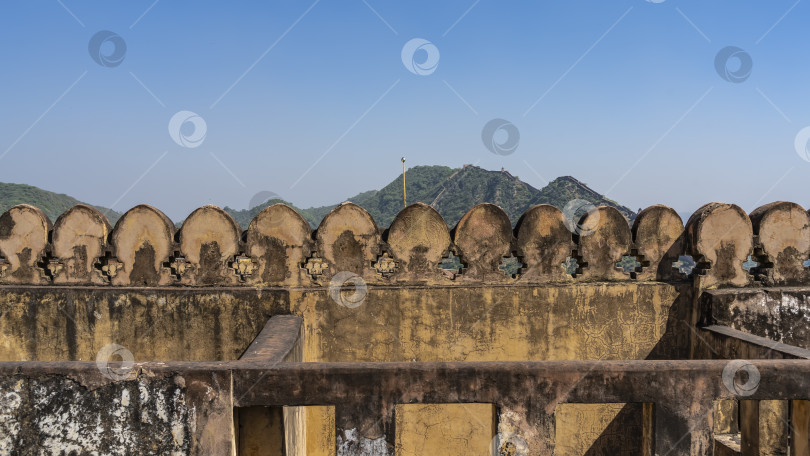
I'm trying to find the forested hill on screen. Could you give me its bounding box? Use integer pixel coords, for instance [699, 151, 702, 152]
[224, 165, 636, 229]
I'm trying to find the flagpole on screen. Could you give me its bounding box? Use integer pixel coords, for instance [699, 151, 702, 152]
[401, 157, 407, 208]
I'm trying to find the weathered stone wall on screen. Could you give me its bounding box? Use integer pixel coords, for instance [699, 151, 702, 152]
[0, 374, 192, 454]
[0, 202, 692, 288]
[0, 199, 805, 454]
[0, 364, 237, 456]
[696, 201, 810, 348]
[0, 287, 288, 362]
[293, 282, 691, 455]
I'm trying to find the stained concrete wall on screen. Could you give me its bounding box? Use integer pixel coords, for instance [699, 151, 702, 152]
[0, 284, 690, 455]
[0, 200, 803, 454]
[0, 374, 191, 454]
[0, 287, 288, 362]
[295, 282, 691, 455]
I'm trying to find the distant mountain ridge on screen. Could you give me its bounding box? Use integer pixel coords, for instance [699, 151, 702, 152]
[224, 165, 637, 229]
[0, 182, 122, 225]
[0, 166, 636, 230]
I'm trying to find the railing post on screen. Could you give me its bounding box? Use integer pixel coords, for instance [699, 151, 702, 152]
[740, 400, 759, 455]
[759, 400, 788, 455]
[791, 400, 810, 456]
[496, 401, 555, 455]
[335, 401, 395, 456]
[643, 403, 655, 456]
[654, 399, 714, 456]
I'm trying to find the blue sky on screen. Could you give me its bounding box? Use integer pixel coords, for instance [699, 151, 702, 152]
[1, 1, 809, 221]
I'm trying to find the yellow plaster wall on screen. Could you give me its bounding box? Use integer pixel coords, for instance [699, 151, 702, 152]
[293, 282, 690, 455]
[396, 404, 495, 456]
[0, 282, 688, 454]
[0, 287, 287, 362]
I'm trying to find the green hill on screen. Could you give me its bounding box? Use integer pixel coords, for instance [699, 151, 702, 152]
[0, 182, 122, 225]
[0, 167, 635, 232]
[225, 165, 636, 229]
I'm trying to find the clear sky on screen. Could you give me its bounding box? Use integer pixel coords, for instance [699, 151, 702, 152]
[1, 1, 809, 221]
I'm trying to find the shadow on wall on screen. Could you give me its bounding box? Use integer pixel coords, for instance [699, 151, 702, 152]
[578, 277, 695, 455]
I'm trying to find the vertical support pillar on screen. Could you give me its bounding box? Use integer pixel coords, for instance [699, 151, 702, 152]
[653, 400, 714, 456]
[712, 400, 738, 435]
[497, 400, 555, 455]
[335, 401, 395, 456]
[759, 400, 788, 455]
[188, 371, 237, 455]
[642, 403, 655, 456]
[740, 400, 759, 456]
[791, 400, 810, 456]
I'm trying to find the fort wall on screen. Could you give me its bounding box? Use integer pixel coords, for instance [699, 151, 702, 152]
[0, 200, 804, 454]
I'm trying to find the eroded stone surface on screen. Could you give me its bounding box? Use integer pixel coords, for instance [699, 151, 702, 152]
[632, 205, 684, 282]
[386, 203, 450, 282]
[0, 205, 50, 284]
[687, 203, 753, 288]
[51, 204, 111, 284]
[454, 203, 512, 282]
[0, 375, 190, 455]
[515, 204, 574, 283]
[316, 202, 381, 284]
[178, 206, 241, 286]
[110, 205, 174, 286]
[578, 206, 631, 281]
[337, 429, 390, 456]
[246, 203, 313, 286]
[750, 202, 810, 285]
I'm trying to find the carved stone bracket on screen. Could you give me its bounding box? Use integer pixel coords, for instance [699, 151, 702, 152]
[36, 250, 63, 281]
[94, 252, 123, 281]
[373, 253, 397, 277]
[43, 259, 64, 279]
[303, 254, 328, 278]
[229, 255, 258, 281]
[164, 251, 191, 281]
